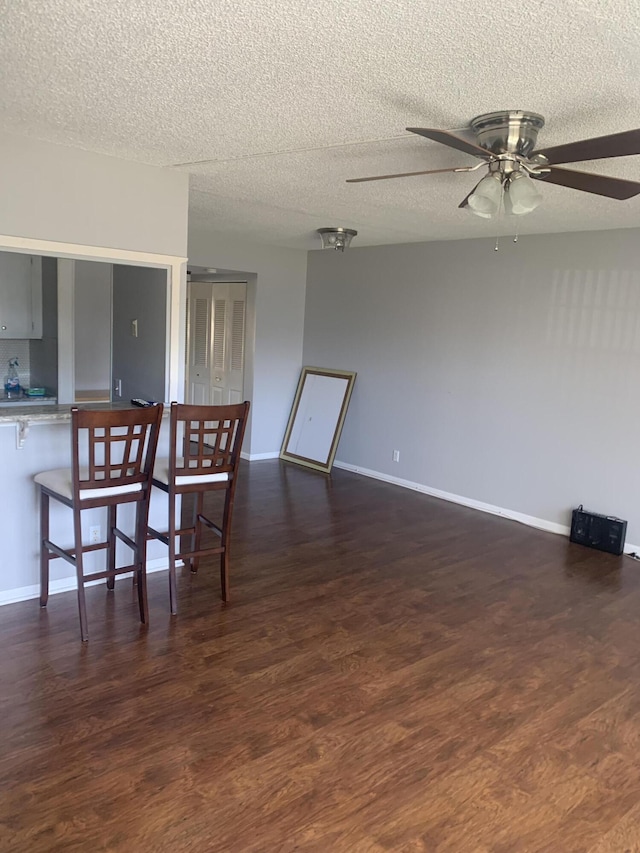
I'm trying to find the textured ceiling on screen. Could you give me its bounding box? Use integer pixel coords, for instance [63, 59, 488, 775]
[2, 0, 640, 248]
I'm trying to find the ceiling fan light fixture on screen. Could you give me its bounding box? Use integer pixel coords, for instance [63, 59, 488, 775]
[466, 173, 503, 218]
[459, 198, 493, 219]
[317, 227, 358, 251]
[507, 172, 543, 215]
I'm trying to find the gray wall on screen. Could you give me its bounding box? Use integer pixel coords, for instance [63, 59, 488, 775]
[29, 256, 57, 393]
[112, 265, 166, 403]
[74, 261, 112, 393]
[0, 132, 189, 256]
[304, 228, 640, 544]
[188, 228, 307, 456]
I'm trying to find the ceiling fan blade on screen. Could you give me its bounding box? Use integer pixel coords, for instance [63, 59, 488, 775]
[346, 166, 474, 184]
[407, 128, 494, 161]
[457, 189, 475, 209]
[535, 166, 640, 199]
[535, 128, 640, 165]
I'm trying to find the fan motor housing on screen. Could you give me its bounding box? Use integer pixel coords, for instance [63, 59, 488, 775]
[470, 110, 545, 157]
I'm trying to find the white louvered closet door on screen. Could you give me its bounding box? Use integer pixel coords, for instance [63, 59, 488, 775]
[186, 281, 246, 406]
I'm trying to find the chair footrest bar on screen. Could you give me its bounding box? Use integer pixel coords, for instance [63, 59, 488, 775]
[43, 539, 77, 567]
[148, 525, 198, 544]
[177, 546, 224, 561]
[44, 539, 112, 561]
[147, 525, 168, 544]
[113, 527, 137, 552]
[197, 515, 222, 537]
[75, 541, 109, 554]
[83, 564, 139, 583]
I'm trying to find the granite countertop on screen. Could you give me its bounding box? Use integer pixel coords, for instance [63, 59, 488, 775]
[0, 401, 166, 424]
[0, 395, 57, 409]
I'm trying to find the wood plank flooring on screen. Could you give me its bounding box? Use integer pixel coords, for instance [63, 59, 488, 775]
[2, 460, 640, 851]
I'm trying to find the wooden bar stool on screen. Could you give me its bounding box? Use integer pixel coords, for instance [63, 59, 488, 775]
[148, 401, 250, 615]
[35, 405, 163, 641]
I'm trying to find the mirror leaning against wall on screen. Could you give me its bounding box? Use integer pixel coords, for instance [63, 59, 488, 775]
[280, 366, 357, 473]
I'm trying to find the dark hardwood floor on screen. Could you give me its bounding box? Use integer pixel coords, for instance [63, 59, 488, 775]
[2, 460, 640, 852]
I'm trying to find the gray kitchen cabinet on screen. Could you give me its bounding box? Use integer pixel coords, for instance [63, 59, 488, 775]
[0, 252, 42, 339]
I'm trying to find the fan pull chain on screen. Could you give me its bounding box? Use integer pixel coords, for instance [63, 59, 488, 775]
[494, 182, 506, 251]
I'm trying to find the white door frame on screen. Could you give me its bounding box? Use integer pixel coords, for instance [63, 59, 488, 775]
[0, 234, 188, 403]
[185, 279, 247, 406]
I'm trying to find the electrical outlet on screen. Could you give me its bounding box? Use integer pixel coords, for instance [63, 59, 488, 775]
[89, 525, 100, 544]
[392, 450, 400, 462]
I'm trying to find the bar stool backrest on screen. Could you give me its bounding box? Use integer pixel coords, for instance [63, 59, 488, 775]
[71, 406, 163, 499]
[170, 401, 249, 481]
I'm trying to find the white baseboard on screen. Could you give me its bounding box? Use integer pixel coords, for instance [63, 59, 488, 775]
[0, 557, 181, 608]
[333, 460, 640, 555]
[241, 451, 280, 461]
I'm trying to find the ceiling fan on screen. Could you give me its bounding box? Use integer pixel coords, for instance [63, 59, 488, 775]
[347, 111, 640, 218]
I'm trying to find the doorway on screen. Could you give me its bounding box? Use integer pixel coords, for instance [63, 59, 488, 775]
[71, 261, 168, 404]
[186, 281, 246, 405]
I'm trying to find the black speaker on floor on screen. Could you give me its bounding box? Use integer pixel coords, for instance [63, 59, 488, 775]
[570, 505, 627, 556]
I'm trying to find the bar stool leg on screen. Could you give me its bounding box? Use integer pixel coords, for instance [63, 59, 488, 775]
[106, 504, 116, 590]
[220, 491, 232, 602]
[73, 504, 89, 642]
[168, 490, 178, 616]
[134, 503, 149, 625]
[39, 489, 50, 607]
[190, 492, 204, 574]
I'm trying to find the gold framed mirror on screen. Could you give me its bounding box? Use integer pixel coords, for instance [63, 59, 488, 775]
[280, 366, 357, 473]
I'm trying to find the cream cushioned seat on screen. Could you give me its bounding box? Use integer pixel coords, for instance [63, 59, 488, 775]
[34, 468, 143, 501]
[153, 457, 229, 487]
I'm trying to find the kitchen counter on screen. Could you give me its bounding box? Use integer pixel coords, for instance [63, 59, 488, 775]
[0, 400, 164, 422]
[0, 401, 167, 446]
[0, 396, 57, 410]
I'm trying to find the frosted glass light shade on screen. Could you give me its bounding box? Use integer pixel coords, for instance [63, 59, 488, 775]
[507, 173, 543, 215]
[467, 174, 503, 218]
